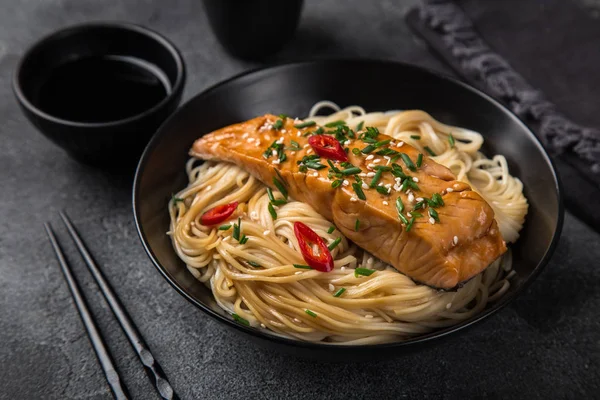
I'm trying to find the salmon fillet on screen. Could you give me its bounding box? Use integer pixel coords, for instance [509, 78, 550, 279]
[191, 114, 506, 289]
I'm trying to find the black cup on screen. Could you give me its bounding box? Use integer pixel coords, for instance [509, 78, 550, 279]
[13, 22, 186, 167]
[202, 0, 304, 60]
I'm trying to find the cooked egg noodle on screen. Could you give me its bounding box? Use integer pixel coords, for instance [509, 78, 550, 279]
[168, 103, 527, 344]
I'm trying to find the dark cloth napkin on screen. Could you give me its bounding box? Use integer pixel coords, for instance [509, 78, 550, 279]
[406, 0, 600, 232]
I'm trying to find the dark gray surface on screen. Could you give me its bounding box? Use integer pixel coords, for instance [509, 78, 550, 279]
[0, 1, 598, 399]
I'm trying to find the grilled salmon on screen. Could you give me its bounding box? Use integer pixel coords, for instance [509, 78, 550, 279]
[191, 114, 506, 289]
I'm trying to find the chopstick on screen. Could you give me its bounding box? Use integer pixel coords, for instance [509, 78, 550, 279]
[57, 212, 179, 400]
[44, 223, 130, 400]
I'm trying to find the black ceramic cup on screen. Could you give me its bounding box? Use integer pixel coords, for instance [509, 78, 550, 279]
[13, 22, 186, 167]
[202, 0, 304, 60]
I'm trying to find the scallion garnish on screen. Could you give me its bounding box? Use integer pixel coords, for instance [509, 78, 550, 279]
[410, 135, 421, 140]
[355, 218, 360, 231]
[374, 139, 391, 148]
[355, 267, 375, 277]
[327, 226, 335, 234]
[341, 166, 362, 175]
[325, 120, 346, 128]
[268, 202, 277, 220]
[328, 237, 342, 251]
[239, 234, 249, 245]
[361, 144, 376, 154]
[218, 224, 231, 231]
[416, 153, 423, 168]
[294, 120, 316, 129]
[400, 153, 416, 171]
[233, 218, 241, 241]
[294, 264, 312, 269]
[232, 313, 250, 326]
[398, 212, 409, 225]
[305, 309, 318, 317]
[333, 287, 346, 297]
[272, 119, 284, 130]
[413, 200, 426, 211]
[448, 133, 456, 148]
[266, 187, 275, 202]
[248, 261, 261, 267]
[407, 179, 420, 191]
[352, 183, 366, 200]
[288, 140, 301, 151]
[405, 217, 415, 232]
[391, 163, 407, 179]
[395, 197, 405, 214]
[327, 159, 340, 173]
[172, 196, 184, 203]
[273, 176, 288, 199]
[400, 179, 409, 192]
[304, 160, 326, 170]
[428, 208, 440, 222]
[271, 199, 287, 206]
[352, 148, 361, 156]
[369, 169, 383, 188]
[355, 121, 364, 131]
[411, 211, 424, 218]
[375, 185, 390, 195]
[424, 146, 437, 156]
[331, 179, 342, 188]
[431, 193, 444, 207]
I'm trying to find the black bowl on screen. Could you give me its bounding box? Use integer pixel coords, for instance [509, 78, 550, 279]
[133, 60, 563, 361]
[13, 22, 185, 167]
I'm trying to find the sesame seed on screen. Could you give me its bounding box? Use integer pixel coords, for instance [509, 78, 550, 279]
[350, 197, 357, 202]
[408, 193, 415, 202]
[453, 183, 460, 188]
[416, 197, 424, 202]
[272, 159, 281, 165]
[260, 323, 266, 328]
[313, 172, 319, 177]
[429, 217, 435, 224]
[297, 131, 301, 137]
[247, 137, 255, 143]
[291, 151, 296, 155]
[367, 164, 376, 169]
[303, 144, 309, 148]
[206, 185, 212, 191]
[265, 135, 271, 140]
[294, 318, 301, 323]
[250, 211, 258, 220]
[255, 140, 261, 146]
[383, 201, 389, 205]
[295, 271, 302, 275]
[412, 177, 419, 182]
[281, 129, 287, 133]
[242, 133, 249, 139]
[276, 137, 284, 144]
[446, 188, 454, 192]
[263, 230, 270, 236]
[398, 141, 404, 147]
[453, 236, 459, 245]
[446, 303, 452, 309]
[366, 155, 374, 161]
[407, 212, 412, 218]
[367, 257, 373, 264]
[272, 150, 278, 157]
[223, 236, 230, 242]
[341, 266, 346, 271]
[373, 159, 381, 163]
[384, 156, 390, 161]
[384, 183, 392, 189]
[365, 314, 374, 319]
[328, 283, 335, 292]
[342, 180, 349, 186]
[307, 149, 313, 155]
[362, 182, 369, 190]
[367, 172, 375, 177]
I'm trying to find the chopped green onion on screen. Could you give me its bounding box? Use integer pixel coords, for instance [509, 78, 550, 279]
[391, 154, 401, 163]
[391, 163, 407, 179]
[233, 218, 241, 240]
[305, 161, 326, 170]
[305, 309, 318, 317]
[405, 217, 415, 232]
[341, 166, 362, 175]
[416, 153, 423, 168]
[352, 148, 361, 156]
[314, 127, 324, 135]
[273, 119, 284, 130]
[273, 176, 288, 199]
[407, 179, 420, 191]
[355, 267, 375, 277]
[400, 179, 409, 192]
[410, 135, 421, 140]
[327, 159, 340, 173]
[432, 193, 445, 207]
[294, 120, 316, 129]
[448, 133, 456, 148]
[429, 208, 440, 222]
[239, 235, 249, 245]
[424, 146, 437, 156]
[331, 179, 342, 188]
[411, 211, 424, 218]
[413, 200, 426, 211]
[395, 197, 405, 214]
[352, 183, 366, 200]
[328, 237, 342, 251]
[400, 153, 416, 171]
[248, 261, 261, 267]
[327, 226, 336, 234]
[374, 166, 392, 171]
[278, 114, 288, 119]
[268, 202, 277, 220]
[172, 196, 184, 203]
[333, 288, 346, 297]
[325, 120, 346, 128]
[355, 218, 360, 231]
[374, 139, 391, 148]
[266, 187, 275, 202]
[375, 185, 390, 195]
[355, 121, 364, 131]
[294, 264, 312, 269]
[369, 168, 383, 188]
[361, 144, 375, 154]
[288, 140, 301, 151]
[232, 313, 250, 326]
[218, 224, 231, 231]
[398, 212, 409, 225]
[271, 199, 287, 206]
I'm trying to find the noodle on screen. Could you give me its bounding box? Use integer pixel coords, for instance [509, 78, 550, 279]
[168, 102, 528, 344]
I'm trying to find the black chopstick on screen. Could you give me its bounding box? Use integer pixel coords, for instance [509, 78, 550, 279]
[58, 211, 178, 400]
[44, 223, 130, 400]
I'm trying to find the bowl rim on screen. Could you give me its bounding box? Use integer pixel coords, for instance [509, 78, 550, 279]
[12, 21, 186, 128]
[133, 58, 564, 350]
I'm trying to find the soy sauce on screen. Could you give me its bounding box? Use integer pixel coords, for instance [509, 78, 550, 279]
[35, 55, 171, 123]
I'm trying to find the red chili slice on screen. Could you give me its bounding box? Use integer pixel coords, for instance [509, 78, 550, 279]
[293, 221, 334, 272]
[200, 201, 239, 226]
[308, 135, 348, 162]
